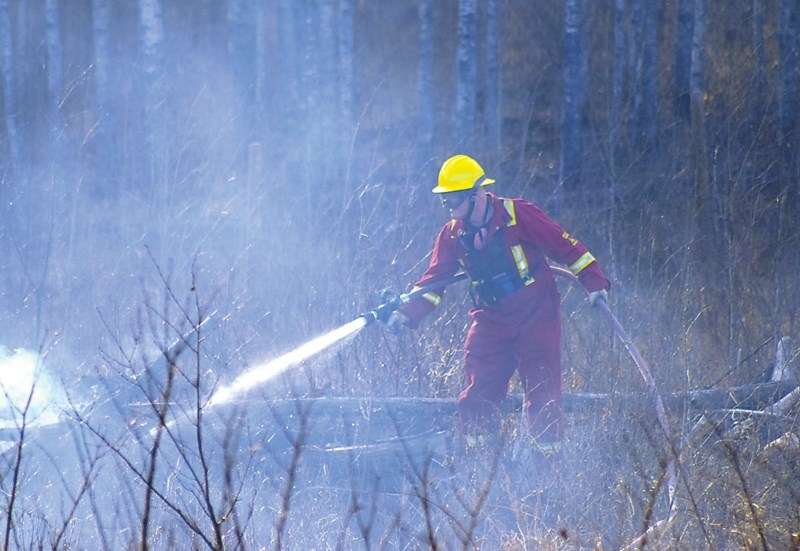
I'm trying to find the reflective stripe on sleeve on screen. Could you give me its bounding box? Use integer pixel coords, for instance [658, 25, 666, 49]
[420, 291, 442, 306]
[568, 251, 596, 275]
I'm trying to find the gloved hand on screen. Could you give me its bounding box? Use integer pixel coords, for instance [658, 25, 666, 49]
[385, 310, 410, 334]
[588, 289, 608, 306]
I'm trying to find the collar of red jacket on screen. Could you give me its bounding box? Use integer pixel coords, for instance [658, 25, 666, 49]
[448, 191, 510, 238]
[482, 192, 511, 235]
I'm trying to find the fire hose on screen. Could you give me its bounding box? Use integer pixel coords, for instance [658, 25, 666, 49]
[549, 266, 677, 504]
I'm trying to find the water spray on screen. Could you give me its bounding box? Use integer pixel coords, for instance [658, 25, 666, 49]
[208, 317, 368, 408]
[207, 273, 469, 410]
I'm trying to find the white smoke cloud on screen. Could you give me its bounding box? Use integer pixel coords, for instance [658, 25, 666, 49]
[0, 346, 66, 430]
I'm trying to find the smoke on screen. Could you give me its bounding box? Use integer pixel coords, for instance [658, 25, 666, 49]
[0, 346, 66, 430]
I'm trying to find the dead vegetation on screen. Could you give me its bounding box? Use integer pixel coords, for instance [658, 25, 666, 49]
[1, 267, 797, 549]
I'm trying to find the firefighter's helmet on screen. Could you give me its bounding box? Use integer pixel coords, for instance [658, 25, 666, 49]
[432, 154, 495, 194]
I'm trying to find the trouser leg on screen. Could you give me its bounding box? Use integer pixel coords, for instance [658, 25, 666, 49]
[457, 318, 515, 436]
[515, 297, 564, 443]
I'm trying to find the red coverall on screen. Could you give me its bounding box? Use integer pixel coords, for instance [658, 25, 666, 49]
[399, 192, 610, 443]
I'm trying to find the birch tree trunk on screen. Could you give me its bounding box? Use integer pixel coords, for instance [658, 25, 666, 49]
[228, 0, 256, 153]
[456, 0, 477, 150]
[752, 0, 767, 108]
[627, 0, 643, 143]
[295, 0, 323, 170]
[338, 0, 354, 155]
[485, 0, 501, 154]
[417, 0, 434, 160]
[689, 0, 717, 332]
[0, 0, 21, 177]
[690, 0, 708, 214]
[319, 0, 337, 174]
[641, 0, 658, 153]
[91, 0, 113, 196]
[276, 0, 298, 139]
[610, 0, 625, 161]
[776, 0, 800, 340]
[560, 0, 584, 193]
[138, 0, 168, 255]
[45, 0, 64, 159]
[139, 0, 166, 172]
[778, 0, 798, 178]
[674, 0, 693, 119]
[254, 0, 267, 127]
[608, 0, 625, 338]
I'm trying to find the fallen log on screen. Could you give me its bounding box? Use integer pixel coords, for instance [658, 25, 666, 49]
[106, 380, 797, 448]
[676, 380, 798, 411]
[253, 380, 797, 419]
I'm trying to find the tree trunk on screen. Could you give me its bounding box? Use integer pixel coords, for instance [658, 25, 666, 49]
[45, 0, 63, 161]
[674, 0, 693, 119]
[484, 0, 501, 154]
[254, 0, 267, 125]
[456, 0, 477, 150]
[641, 0, 658, 153]
[417, 0, 434, 160]
[690, 0, 708, 223]
[338, 0, 354, 158]
[627, 0, 643, 144]
[689, 0, 720, 343]
[276, 0, 298, 140]
[560, 0, 584, 193]
[778, 0, 799, 178]
[776, 0, 799, 341]
[91, 0, 114, 197]
[610, 0, 626, 161]
[318, 0, 336, 170]
[752, 0, 767, 107]
[228, 0, 256, 161]
[0, 0, 22, 177]
[138, 0, 168, 256]
[294, 1, 323, 170]
[257, 381, 798, 426]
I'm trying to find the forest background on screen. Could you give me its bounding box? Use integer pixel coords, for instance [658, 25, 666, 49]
[2, 0, 797, 395]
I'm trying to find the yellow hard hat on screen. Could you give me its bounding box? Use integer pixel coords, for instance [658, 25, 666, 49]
[432, 154, 496, 194]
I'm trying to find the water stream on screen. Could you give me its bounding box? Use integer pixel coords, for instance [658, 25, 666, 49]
[207, 317, 368, 409]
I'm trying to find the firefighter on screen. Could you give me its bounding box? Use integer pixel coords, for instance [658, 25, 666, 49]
[386, 154, 610, 453]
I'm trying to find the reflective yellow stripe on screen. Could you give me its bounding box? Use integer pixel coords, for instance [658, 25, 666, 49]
[408, 288, 441, 307]
[569, 252, 596, 275]
[501, 200, 534, 285]
[510, 245, 535, 285]
[504, 199, 516, 226]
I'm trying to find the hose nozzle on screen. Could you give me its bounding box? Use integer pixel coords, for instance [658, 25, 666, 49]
[360, 273, 468, 327]
[360, 289, 402, 326]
